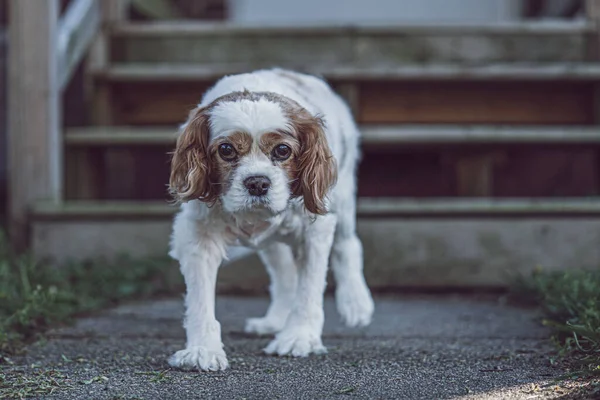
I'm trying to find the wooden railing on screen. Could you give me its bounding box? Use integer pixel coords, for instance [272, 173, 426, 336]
[7, 0, 128, 251]
[57, 0, 101, 89]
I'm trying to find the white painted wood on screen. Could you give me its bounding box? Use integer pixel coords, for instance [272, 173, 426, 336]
[111, 20, 592, 36]
[8, 0, 62, 250]
[32, 198, 600, 219]
[96, 63, 600, 82]
[57, 0, 101, 90]
[227, 0, 522, 25]
[64, 125, 600, 146]
[31, 209, 600, 287]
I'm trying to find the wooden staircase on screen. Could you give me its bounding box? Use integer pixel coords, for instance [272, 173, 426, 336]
[16, 1, 600, 289]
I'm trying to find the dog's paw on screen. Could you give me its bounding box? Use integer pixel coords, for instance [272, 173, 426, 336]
[263, 329, 327, 357]
[168, 346, 228, 371]
[336, 279, 375, 328]
[245, 316, 286, 335]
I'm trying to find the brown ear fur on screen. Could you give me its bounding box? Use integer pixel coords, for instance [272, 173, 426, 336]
[169, 107, 218, 203]
[292, 114, 337, 215]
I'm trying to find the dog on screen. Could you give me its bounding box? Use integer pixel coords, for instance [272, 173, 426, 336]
[167, 68, 374, 371]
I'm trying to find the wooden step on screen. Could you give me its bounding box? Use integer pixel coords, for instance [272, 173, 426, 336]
[109, 21, 592, 65]
[65, 125, 600, 146]
[31, 198, 600, 289]
[33, 198, 600, 220]
[96, 63, 600, 82]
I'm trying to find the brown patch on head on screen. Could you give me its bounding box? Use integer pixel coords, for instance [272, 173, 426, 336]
[258, 131, 301, 188]
[258, 132, 299, 154]
[208, 131, 254, 192]
[217, 131, 253, 156]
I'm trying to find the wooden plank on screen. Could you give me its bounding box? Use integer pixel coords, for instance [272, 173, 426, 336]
[112, 20, 593, 36]
[357, 150, 455, 198]
[97, 63, 600, 82]
[493, 147, 598, 197]
[454, 153, 503, 197]
[8, 0, 62, 251]
[362, 125, 600, 144]
[66, 127, 178, 145]
[359, 82, 594, 124]
[332, 82, 359, 116]
[111, 21, 590, 64]
[64, 125, 600, 146]
[109, 80, 595, 126]
[112, 82, 211, 125]
[32, 198, 600, 220]
[65, 148, 106, 200]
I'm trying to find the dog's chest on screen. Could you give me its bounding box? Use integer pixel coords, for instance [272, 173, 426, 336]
[227, 212, 302, 249]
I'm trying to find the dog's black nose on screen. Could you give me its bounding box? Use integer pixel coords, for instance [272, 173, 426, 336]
[244, 176, 271, 196]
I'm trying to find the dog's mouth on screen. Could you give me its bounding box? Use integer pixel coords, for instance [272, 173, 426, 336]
[239, 196, 287, 218]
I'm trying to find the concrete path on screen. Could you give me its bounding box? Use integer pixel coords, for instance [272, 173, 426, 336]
[2, 295, 583, 399]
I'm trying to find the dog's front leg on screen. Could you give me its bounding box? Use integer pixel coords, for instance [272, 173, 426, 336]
[264, 213, 336, 357]
[169, 227, 228, 371]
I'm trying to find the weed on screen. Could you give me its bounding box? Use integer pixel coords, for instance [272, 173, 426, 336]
[135, 369, 171, 383]
[0, 231, 182, 355]
[335, 386, 355, 395]
[512, 268, 600, 378]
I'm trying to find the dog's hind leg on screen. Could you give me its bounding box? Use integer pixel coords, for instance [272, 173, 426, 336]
[245, 242, 297, 335]
[330, 190, 374, 327]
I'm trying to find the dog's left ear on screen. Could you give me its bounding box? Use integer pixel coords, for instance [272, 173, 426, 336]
[293, 114, 337, 215]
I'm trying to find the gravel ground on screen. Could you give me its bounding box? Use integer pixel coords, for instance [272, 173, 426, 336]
[0, 294, 589, 399]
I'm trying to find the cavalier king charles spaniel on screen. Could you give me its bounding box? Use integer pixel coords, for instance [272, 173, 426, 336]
[167, 68, 374, 371]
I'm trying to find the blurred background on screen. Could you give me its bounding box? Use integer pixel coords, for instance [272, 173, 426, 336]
[1, 0, 599, 291]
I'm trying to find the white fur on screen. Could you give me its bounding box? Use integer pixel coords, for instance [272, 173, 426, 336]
[209, 98, 291, 139]
[168, 68, 374, 372]
[221, 151, 290, 215]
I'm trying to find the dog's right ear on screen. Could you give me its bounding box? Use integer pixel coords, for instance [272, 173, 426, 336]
[169, 107, 218, 203]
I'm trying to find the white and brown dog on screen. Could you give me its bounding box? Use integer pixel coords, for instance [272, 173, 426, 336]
[167, 68, 374, 371]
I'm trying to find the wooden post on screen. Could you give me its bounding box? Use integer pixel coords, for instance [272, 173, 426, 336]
[8, 0, 62, 251]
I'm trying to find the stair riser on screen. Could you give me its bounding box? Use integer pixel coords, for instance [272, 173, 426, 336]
[105, 81, 595, 126]
[32, 217, 600, 289]
[65, 144, 600, 200]
[112, 31, 590, 65]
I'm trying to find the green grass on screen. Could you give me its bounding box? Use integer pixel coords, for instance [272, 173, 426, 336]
[513, 268, 600, 378]
[0, 232, 182, 356]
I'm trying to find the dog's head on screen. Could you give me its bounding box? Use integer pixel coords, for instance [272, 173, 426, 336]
[169, 91, 337, 216]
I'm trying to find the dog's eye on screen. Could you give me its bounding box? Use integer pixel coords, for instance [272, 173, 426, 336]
[272, 144, 292, 161]
[218, 143, 237, 161]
